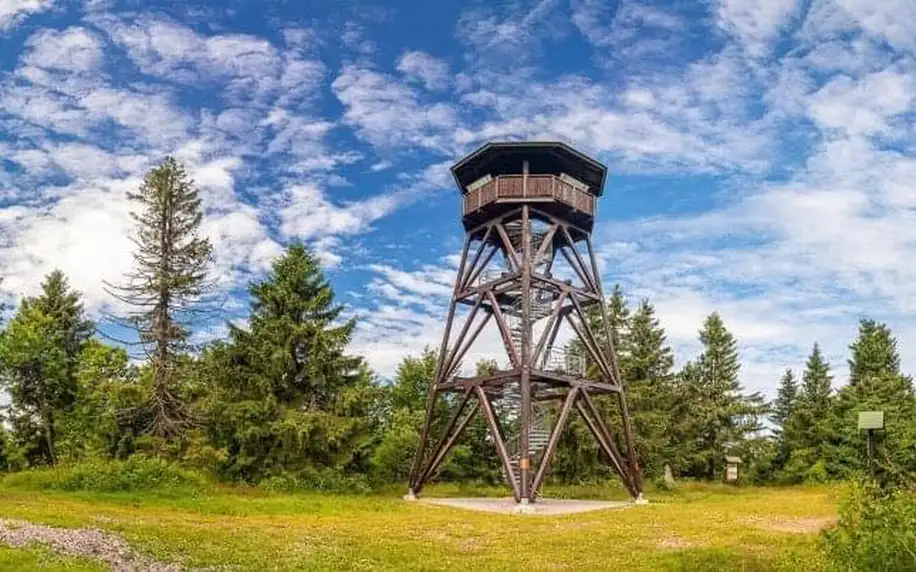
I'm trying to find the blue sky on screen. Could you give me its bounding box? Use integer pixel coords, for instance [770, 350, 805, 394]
[2, 0, 916, 399]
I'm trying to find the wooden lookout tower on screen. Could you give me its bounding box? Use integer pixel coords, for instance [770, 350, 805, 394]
[407, 141, 643, 505]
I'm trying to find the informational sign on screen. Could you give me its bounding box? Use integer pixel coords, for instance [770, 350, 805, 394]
[858, 411, 885, 430]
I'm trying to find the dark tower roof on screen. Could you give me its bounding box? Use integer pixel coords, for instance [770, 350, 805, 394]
[451, 141, 608, 196]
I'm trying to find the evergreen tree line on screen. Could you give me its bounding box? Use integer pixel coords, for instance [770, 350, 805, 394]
[0, 157, 914, 490]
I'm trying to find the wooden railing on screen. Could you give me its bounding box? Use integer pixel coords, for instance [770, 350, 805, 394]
[462, 175, 596, 216]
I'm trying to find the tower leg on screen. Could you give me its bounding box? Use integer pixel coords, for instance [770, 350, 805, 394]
[408, 236, 470, 496]
[585, 235, 643, 496]
[519, 206, 532, 502]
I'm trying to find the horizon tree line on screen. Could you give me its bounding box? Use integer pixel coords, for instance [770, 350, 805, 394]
[0, 156, 913, 488]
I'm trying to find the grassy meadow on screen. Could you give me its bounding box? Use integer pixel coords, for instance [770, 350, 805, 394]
[0, 474, 843, 571]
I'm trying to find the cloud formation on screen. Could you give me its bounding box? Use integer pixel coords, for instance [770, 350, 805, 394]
[2, 0, 916, 402]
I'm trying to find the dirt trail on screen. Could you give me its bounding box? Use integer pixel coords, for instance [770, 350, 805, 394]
[0, 518, 181, 571]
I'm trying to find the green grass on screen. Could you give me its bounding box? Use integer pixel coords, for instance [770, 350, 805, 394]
[0, 546, 105, 571]
[0, 479, 843, 571]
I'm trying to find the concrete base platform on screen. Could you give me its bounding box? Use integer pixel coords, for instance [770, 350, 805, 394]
[419, 497, 635, 515]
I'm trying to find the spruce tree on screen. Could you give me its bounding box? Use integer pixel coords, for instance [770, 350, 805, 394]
[203, 243, 376, 481]
[771, 368, 797, 469]
[799, 343, 833, 422]
[107, 156, 213, 439]
[677, 313, 766, 479]
[624, 298, 675, 476]
[828, 320, 916, 481]
[780, 343, 834, 482]
[0, 271, 92, 464]
[772, 369, 797, 429]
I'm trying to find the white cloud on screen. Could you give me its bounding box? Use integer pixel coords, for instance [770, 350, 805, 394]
[0, 0, 53, 30]
[715, 0, 799, 56]
[332, 64, 459, 152]
[278, 183, 402, 240]
[807, 67, 915, 137]
[836, 0, 916, 55]
[21, 26, 102, 71]
[396, 50, 450, 90]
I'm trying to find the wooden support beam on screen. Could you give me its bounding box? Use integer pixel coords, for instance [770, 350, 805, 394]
[532, 292, 567, 367]
[580, 390, 639, 496]
[445, 310, 493, 380]
[440, 294, 484, 379]
[531, 387, 578, 496]
[476, 386, 521, 502]
[459, 226, 493, 291]
[564, 310, 615, 383]
[569, 293, 618, 385]
[530, 274, 600, 302]
[584, 235, 642, 492]
[462, 244, 499, 292]
[408, 235, 470, 490]
[487, 290, 521, 368]
[519, 205, 532, 501]
[417, 390, 479, 489]
[575, 400, 635, 496]
[495, 222, 521, 272]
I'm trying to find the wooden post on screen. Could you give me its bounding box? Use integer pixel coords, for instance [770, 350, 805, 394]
[519, 205, 532, 502]
[408, 236, 470, 494]
[476, 386, 521, 502]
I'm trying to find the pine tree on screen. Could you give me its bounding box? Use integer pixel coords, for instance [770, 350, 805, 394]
[0, 271, 92, 465]
[780, 343, 834, 482]
[799, 343, 833, 422]
[772, 369, 798, 430]
[771, 368, 798, 470]
[828, 320, 916, 482]
[107, 156, 213, 439]
[203, 243, 376, 481]
[675, 313, 767, 479]
[624, 298, 675, 476]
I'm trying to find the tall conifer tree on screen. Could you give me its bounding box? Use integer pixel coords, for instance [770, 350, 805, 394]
[107, 157, 213, 439]
[771, 368, 797, 469]
[675, 313, 766, 478]
[828, 320, 916, 481]
[624, 299, 675, 476]
[780, 343, 834, 482]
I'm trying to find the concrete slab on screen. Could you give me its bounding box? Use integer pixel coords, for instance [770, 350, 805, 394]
[419, 497, 634, 515]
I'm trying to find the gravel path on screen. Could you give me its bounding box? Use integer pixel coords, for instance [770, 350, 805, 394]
[0, 518, 181, 571]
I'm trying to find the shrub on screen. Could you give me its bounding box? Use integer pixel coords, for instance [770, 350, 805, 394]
[822, 478, 916, 571]
[1, 457, 210, 494]
[259, 469, 372, 494]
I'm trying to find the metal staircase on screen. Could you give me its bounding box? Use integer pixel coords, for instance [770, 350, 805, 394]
[500, 383, 552, 491]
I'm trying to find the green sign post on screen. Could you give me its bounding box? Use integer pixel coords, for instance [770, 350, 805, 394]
[857, 411, 885, 477]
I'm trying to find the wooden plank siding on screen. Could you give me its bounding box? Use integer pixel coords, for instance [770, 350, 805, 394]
[462, 175, 596, 216]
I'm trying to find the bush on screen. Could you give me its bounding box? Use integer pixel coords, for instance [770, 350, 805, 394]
[822, 478, 916, 571]
[1, 457, 210, 495]
[259, 469, 372, 494]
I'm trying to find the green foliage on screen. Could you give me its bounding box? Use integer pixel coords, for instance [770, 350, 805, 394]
[259, 469, 371, 494]
[201, 243, 377, 482]
[1, 457, 209, 494]
[0, 271, 92, 466]
[624, 298, 676, 477]
[779, 344, 835, 483]
[822, 479, 916, 571]
[826, 320, 916, 484]
[370, 349, 436, 484]
[772, 369, 797, 431]
[55, 340, 145, 462]
[670, 313, 768, 479]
